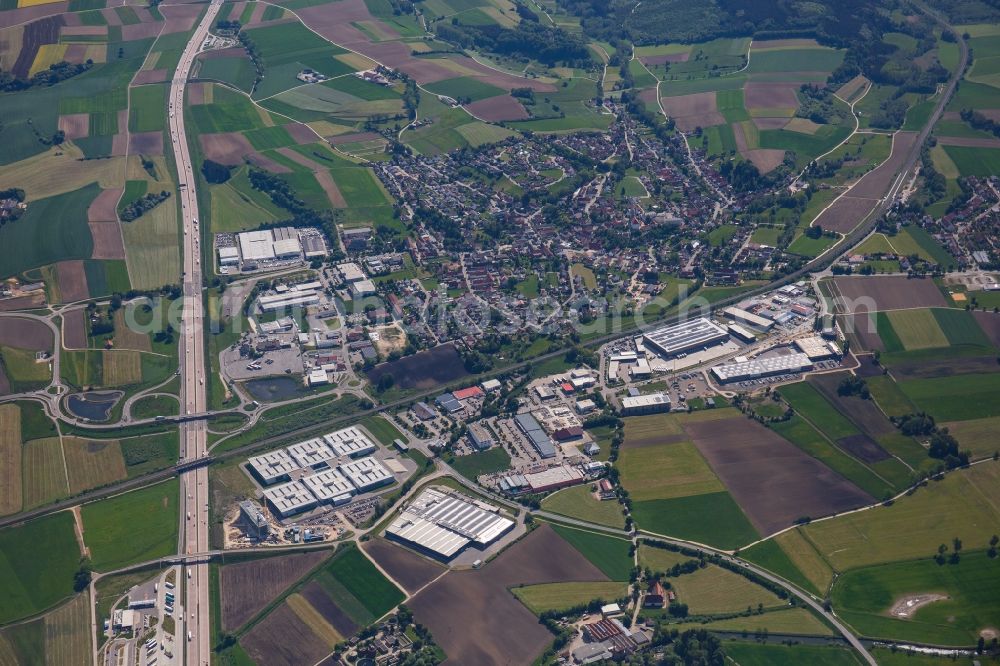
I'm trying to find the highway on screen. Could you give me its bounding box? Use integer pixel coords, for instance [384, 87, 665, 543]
[166, 2, 223, 663]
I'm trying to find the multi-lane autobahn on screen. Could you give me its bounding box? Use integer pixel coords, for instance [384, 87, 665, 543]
[166, 2, 222, 663]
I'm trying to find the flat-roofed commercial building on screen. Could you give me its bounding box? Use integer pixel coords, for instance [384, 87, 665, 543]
[620, 393, 671, 416]
[794, 336, 842, 360]
[247, 449, 297, 485]
[263, 480, 317, 517]
[712, 352, 812, 383]
[339, 262, 366, 283]
[727, 323, 756, 343]
[239, 230, 276, 262]
[514, 413, 556, 458]
[524, 465, 584, 493]
[339, 456, 393, 491]
[722, 306, 775, 331]
[301, 468, 355, 505]
[273, 237, 302, 259]
[286, 438, 336, 469]
[323, 426, 377, 458]
[644, 318, 729, 357]
[385, 487, 514, 560]
[257, 291, 320, 312]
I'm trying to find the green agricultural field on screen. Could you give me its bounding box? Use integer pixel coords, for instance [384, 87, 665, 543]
[865, 375, 917, 418]
[318, 544, 404, 621]
[722, 642, 862, 666]
[943, 145, 1000, 177]
[831, 551, 1000, 645]
[81, 478, 178, 571]
[932, 308, 994, 348]
[631, 492, 759, 550]
[0, 184, 99, 277]
[617, 439, 723, 502]
[945, 416, 1000, 458]
[740, 538, 818, 596]
[358, 415, 403, 447]
[780, 382, 860, 440]
[541, 485, 626, 529]
[898, 373, 1000, 422]
[550, 524, 633, 580]
[129, 84, 166, 133]
[445, 445, 510, 478]
[748, 48, 844, 74]
[804, 462, 1000, 571]
[511, 581, 627, 614]
[424, 76, 506, 102]
[669, 564, 784, 616]
[244, 125, 295, 151]
[198, 54, 258, 93]
[667, 606, 833, 635]
[189, 85, 269, 133]
[0, 512, 81, 624]
[884, 309, 948, 350]
[637, 544, 698, 572]
[129, 394, 179, 420]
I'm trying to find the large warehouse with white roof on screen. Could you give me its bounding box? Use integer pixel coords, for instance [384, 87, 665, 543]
[644, 317, 729, 357]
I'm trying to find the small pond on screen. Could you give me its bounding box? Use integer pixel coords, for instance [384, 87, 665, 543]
[245, 376, 304, 402]
[65, 390, 124, 421]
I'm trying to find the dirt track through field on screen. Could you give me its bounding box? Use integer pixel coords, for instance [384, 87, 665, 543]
[409, 524, 608, 665]
[685, 417, 873, 535]
[362, 538, 445, 594]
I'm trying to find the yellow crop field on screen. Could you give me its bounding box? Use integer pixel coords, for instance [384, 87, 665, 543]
[17, 0, 64, 7]
[29, 44, 68, 76]
[22, 437, 68, 509]
[285, 595, 341, 646]
[0, 404, 22, 516]
[638, 544, 695, 571]
[618, 440, 724, 501]
[0, 144, 123, 202]
[670, 565, 784, 615]
[62, 438, 127, 494]
[101, 350, 142, 386]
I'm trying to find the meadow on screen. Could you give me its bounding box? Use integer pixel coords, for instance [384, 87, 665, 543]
[898, 372, 1000, 421]
[722, 642, 862, 666]
[0, 184, 98, 277]
[550, 524, 633, 580]
[541, 485, 626, 529]
[511, 581, 626, 614]
[668, 564, 784, 616]
[81, 477, 178, 571]
[631, 491, 759, 550]
[0, 511, 80, 624]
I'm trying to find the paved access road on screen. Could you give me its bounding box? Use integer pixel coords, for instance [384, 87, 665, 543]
[165, 2, 222, 663]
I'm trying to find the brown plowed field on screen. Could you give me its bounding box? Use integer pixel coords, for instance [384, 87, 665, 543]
[274, 146, 325, 171]
[247, 1, 267, 25]
[466, 94, 529, 121]
[744, 82, 800, 110]
[0, 294, 45, 311]
[362, 538, 445, 594]
[808, 371, 896, 438]
[246, 151, 291, 173]
[62, 308, 87, 349]
[640, 52, 690, 65]
[90, 221, 125, 260]
[61, 25, 106, 37]
[300, 580, 358, 637]
[228, 1, 246, 20]
[685, 417, 873, 534]
[972, 311, 1000, 346]
[12, 15, 63, 78]
[835, 434, 890, 464]
[241, 601, 332, 666]
[0, 3, 67, 30]
[743, 148, 786, 173]
[753, 117, 789, 130]
[121, 22, 163, 40]
[284, 122, 317, 145]
[842, 312, 885, 351]
[660, 92, 725, 131]
[220, 550, 331, 631]
[409, 524, 608, 665]
[128, 131, 164, 155]
[313, 170, 347, 208]
[88, 188, 122, 223]
[854, 354, 885, 377]
[888, 355, 999, 380]
[132, 69, 168, 85]
[100, 7, 122, 26]
[0, 317, 53, 351]
[188, 82, 209, 105]
[0, 367, 9, 395]
[160, 3, 201, 33]
[813, 195, 880, 234]
[55, 261, 89, 303]
[199, 132, 254, 164]
[110, 133, 128, 156]
[830, 275, 947, 312]
[59, 113, 90, 141]
[847, 131, 917, 199]
[937, 135, 1000, 148]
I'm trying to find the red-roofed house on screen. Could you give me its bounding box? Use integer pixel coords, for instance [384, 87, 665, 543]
[453, 386, 485, 401]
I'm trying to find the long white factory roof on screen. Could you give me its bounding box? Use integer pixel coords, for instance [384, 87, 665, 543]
[286, 438, 336, 468]
[300, 468, 355, 503]
[262, 480, 316, 515]
[712, 352, 813, 381]
[386, 514, 469, 558]
[323, 426, 377, 458]
[644, 317, 728, 355]
[248, 449, 297, 482]
[621, 393, 671, 409]
[385, 488, 514, 559]
[340, 456, 393, 489]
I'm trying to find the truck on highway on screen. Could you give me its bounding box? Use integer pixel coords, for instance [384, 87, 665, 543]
[187, 631, 192, 642]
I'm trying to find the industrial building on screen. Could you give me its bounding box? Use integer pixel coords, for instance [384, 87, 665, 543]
[385, 487, 514, 560]
[247, 449, 297, 485]
[339, 262, 367, 283]
[239, 230, 278, 262]
[523, 465, 584, 493]
[352, 279, 377, 297]
[339, 456, 393, 491]
[794, 336, 842, 361]
[263, 480, 317, 517]
[727, 323, 756, 343]
[644, 318, 729, 357]
[514, 413, 556, 458]
[323, 426, 377, 458]
[286, 438, 336, 469]
[468, 423, 494, 451]
[722, 306, 775, 331]
[258, 290, 320, 312]
[620, 393, 671, 416]
[239, 500, 269, 538]
[218, 246, 239, 266]
[711, 352, 813, 383]
[300, 468, 355, 505]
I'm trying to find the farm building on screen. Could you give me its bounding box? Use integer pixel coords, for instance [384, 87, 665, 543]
[711, 353, 813, 383]
[523, 465, 584, 492]
[385, 487, 514, 560]
[644, 318, 729, 357]
[339, 456, 393, 491]
[286, 437, 336, 468]
[323, 425, 378, 458]
[620, 393, 671, 416]
[300, 468, 355, 505]
[794, 336, 842, 361]
[247, 449, 297, 485]
[722, 306, 775, 332]
[263, 480, 317, 518]
[514, 413, 556, 458]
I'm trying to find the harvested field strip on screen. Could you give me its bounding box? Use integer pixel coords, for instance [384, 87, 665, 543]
[622, 412, 684, 444]
[317, 544, 404, 623]
[22, 437, 68, 509]
[512, 581, 627, 614]
[667, 607, 834, 636]
[101, 349, 142, 386]
[865, 375, 917, 418]
[62, 437, 126, 494]
[884, 309, 948, 350]
[669, 564, 783, 615]
[43, 593, 90, 666]
[241, 601, 332, 666]
[220, 550, 331, 631]
[111, 309, 151, 351]
[803, 462, 1000, 570]
[945, 416, 1000, 458]
[286, 593, 342, 646]
[0, 405, 21, 515]
[637, 544, 696, 572]
[774, 528, 835, 594]
[541, 485, 626, 529]
[361, 539, 444, 595]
